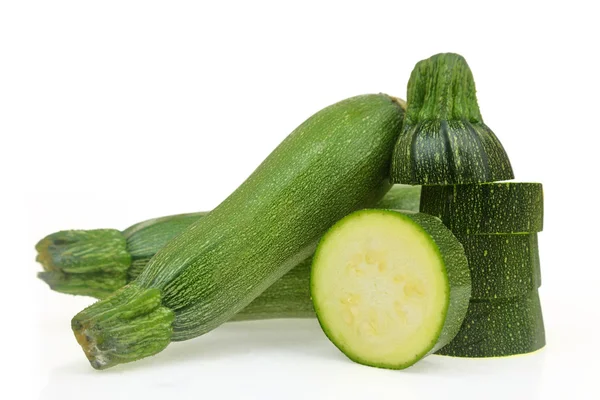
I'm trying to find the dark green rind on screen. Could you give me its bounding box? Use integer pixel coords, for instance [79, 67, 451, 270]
[36, 185, 420, 300]
[403, 213, 472, 356]
[311, 210, 471, 370]
[455, 233, 541, 299]
[420, 182, 544, 234]
[436, 291, 545, 357]
[71, 94, 406, 369]
[390, 53, 513, 185]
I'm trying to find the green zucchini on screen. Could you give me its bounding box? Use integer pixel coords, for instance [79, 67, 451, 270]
[311, 209, 471, 370]
[436, 291, 545, 357]
[456, 233, 541, 299]
[419, 182, 544, 234]
[71, 94, 406, 369]
[36, 185, 421, 299]
[390, 53, 513, 185]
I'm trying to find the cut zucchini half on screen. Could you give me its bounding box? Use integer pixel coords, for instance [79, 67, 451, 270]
[311, 209, 471, 370]
[420, 182, 544, 234]
[389, 53, 514, 185]
[436, 290, 545, 357]
[456, 233, 541, 299]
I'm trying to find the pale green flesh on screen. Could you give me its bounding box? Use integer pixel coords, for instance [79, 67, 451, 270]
[312, 210, 449, 369]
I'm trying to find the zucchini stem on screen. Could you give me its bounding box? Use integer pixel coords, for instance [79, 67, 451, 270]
[35, 229, 131, 296]
[71, 284, 174, 369]
[405, 53, 482, 124]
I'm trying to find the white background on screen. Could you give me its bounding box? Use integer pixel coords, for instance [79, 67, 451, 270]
[2, 1, 599, 399]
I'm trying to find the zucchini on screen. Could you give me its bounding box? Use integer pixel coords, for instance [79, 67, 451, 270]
[436, 291, 545, 357]
[456, 233, 541, 299]
[311, 209, 471, 370]
[71, 94, 406, 369]
[390, 53, 514, 185]
[36, 186, 420, 299]
[419, 182, 544, 234]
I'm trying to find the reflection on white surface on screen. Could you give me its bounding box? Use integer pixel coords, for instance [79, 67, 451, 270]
[38, 318, 549, 400]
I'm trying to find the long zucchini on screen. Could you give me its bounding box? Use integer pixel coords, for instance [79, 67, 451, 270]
[36, 185, 421, 299]
[390, 53, 514, 185]
[311, 209, 471, 369]
[71, 94, 406, 369]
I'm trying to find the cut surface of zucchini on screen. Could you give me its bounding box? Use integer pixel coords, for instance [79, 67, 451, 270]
[311, 209, 470, 369]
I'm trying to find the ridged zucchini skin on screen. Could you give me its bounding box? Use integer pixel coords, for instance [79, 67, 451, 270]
[390, 53, 514, 185]
[36, 185, 420, 300]
[455, 233, 541, 299]
[71, 94, 406, 369]
[436, 291, 545, 357]
[420, 182, 544, 234]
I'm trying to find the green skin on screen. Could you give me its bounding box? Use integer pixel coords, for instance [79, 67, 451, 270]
[37, 186, 420, 322]
[420, 182, 544, 234]
[311, 210, 472, 370]
[390, 52, 514, 185]
[70, 94, 406, 369]
[436, 290, 545, 357]
[454, 233, 542, 300]
[419, 181, 545, 357]
[36, 185, 421, 301]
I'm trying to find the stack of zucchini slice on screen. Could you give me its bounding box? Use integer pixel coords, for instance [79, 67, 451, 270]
[391, 53, 545, 358]
[420, 183, 545, 357]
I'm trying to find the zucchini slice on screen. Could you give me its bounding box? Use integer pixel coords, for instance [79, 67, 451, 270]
[311, 210, 471, 370]
[420, 182, 544, 234]
[436, 291, 545, 357]
[456, 233, 541, 299]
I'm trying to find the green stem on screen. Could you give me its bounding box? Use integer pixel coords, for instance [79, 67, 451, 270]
[405, 53, 482, 125]
[71, 284, 174, 369]
[36, 229, 130, 296]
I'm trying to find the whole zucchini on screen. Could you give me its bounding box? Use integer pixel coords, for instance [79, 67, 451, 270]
[71, 94, 406, 369]
[36, 186, 421, 299]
